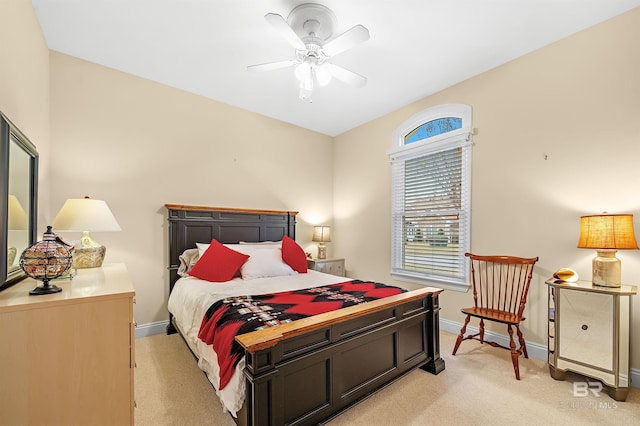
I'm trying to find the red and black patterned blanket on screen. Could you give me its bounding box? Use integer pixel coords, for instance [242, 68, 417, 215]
[198, 280, 405, 390]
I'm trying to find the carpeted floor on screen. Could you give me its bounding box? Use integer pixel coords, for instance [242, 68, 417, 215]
[134, 331, 639, 425]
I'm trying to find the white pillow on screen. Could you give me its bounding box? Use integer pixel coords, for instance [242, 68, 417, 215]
[196, 242, 296, 280]
[238, 246, 297, 280]
[196, 242, 210, 258]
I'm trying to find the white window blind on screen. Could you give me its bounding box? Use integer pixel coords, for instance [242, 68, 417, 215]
[388, 105, 472, 290]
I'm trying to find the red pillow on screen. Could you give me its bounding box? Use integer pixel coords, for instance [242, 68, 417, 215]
[189, 239, 250, 282]
[281, 236, 307, 273]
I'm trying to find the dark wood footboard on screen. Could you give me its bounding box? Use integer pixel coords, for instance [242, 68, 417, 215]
[235, 287, 445, 426]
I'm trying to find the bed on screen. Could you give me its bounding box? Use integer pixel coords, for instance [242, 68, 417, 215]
[165, 204, 445, 426]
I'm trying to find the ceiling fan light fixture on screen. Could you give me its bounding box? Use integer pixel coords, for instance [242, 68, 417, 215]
[299, 73, 314, 91]
[299, 87, 313, 101]
[299, 77, 313, 101]
[315, 64, 332, 86]
[297, 63, 314, 101]
[294, 61, 312, 82]
[295, 61, 331, 86]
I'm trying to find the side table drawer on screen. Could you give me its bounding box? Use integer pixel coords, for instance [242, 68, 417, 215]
[322, 260, 344, 276]
[308, 259, 345, 277]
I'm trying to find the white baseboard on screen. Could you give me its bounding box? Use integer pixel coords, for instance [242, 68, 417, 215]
[135, 320, 169, 339]
[134, 317, 639, 389]
[440, 318, 639, 389]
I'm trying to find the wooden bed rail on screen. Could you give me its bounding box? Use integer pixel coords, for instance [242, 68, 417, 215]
[236, 287, 442, 353]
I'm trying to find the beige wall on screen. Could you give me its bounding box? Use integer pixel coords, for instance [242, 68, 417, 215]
[0, 0, 50, 220]
[334, 8, 640, 369]
[49, 53, 334, 325]
[5, 0, 640, 372]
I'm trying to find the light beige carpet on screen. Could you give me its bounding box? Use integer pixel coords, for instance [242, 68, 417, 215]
[135, 331, 639, 425]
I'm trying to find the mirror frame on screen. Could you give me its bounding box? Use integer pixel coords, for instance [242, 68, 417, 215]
[0, 111, 38, 291]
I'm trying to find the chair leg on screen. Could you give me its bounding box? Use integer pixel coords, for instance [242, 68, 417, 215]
[478, 319, 485, 344]
[516, 325, 528, 358]
[452, 315, 470, 355]
[507, 325, 520, 380]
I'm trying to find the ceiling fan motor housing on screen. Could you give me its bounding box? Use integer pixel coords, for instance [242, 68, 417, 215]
[287, 3, 337, 42]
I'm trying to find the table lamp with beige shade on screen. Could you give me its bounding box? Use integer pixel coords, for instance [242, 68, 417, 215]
[577, 213, 638, 287]
[7, 194, 28, 267]
[51, 197, 121, 268]
[312, 225, 331, 259]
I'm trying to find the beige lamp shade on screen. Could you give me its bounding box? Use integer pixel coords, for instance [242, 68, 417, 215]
[577, 214, 638, 250]
[312, 226, 331, 243]
[577, 213, 638, 288]
[52, 197, 121, 232]
[8, 194, 28, 230]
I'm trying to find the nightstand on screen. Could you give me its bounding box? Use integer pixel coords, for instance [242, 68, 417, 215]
[545, 278, 636, 401]
[307, 258, 345, 276]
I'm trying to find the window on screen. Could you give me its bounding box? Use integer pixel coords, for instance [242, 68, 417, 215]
[387, 104, 472, 290]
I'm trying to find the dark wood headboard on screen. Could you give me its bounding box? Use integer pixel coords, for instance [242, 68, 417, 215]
[165, 204, 298, 294]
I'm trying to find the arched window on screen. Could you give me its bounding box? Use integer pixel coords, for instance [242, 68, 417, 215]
[387, 104, 472, 290]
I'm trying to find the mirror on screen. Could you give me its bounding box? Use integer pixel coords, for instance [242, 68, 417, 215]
[1, 111, 38, 291]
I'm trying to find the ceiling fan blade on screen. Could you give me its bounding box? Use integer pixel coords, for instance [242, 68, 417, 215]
[323, 63, 367, 88]
[322, 24, 370, 57]
[264, 13, 306, 50]
[247, 60, 298, 72]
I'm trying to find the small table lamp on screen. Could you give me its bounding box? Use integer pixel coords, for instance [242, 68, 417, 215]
[577, 213, 638, 287]
[7, 194, 28, 266]
[51, 197, 121, 268]
[312, 226, 331, 259]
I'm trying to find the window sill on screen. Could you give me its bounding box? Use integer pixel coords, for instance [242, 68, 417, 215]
[391, 272, 470, 292]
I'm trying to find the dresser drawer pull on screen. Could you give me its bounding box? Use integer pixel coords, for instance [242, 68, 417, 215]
[581, 324, 588, 331]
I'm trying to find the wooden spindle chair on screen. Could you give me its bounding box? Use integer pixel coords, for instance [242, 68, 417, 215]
[452, 253, 538, 380]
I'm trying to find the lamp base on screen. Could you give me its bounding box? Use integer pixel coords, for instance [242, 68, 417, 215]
[30, 281, 62, 296]
[72, 245, 106, 269]
[71, 231, 107, 269]
[592, 249, 621, 288]
[8, 246, 17, 267]
[317, 244, 327, 260]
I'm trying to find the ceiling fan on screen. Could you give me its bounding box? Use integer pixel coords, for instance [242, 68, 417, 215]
[247, 3, 370, 102]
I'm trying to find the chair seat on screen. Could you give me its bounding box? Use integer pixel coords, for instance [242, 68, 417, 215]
[461, 307, 524, 325]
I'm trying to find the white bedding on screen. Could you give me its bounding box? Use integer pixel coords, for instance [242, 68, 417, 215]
[167, 270, 349, 416]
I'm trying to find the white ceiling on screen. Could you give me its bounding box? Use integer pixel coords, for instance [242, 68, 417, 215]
[32, 0, 640, 137]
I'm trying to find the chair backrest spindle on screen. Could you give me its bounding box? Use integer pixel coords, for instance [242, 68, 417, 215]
[466, 253, 538, 317]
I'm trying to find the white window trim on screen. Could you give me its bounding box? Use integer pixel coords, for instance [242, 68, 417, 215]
[387, 104, 472, 292]
[390, 103, 472, 152]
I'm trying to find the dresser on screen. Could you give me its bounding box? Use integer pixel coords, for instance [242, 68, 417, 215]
[0, 263, 136, 425]
[307, 258, 345, 276]
[545, 278, 636, 401]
